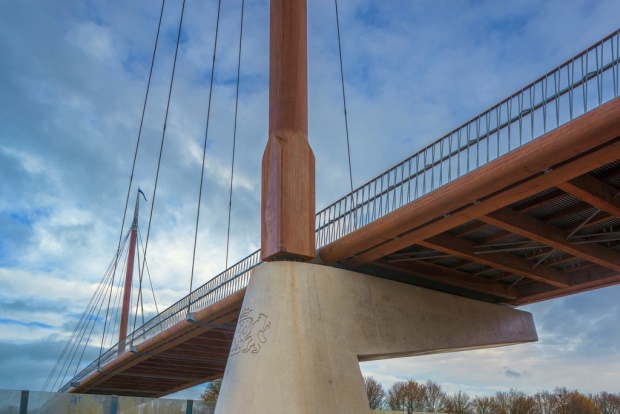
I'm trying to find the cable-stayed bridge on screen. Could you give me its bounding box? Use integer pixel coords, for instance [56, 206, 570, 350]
[52, 28, 620, 399]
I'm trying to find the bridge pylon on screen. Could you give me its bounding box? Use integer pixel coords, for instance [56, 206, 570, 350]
[215, 262, 537, 413]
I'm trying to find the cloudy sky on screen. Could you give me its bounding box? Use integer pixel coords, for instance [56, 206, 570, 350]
[1, 0, 620, 401]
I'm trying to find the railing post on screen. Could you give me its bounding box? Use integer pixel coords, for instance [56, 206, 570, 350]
[19, 390, 29, 414]
[186, 399, 194, 414]
[110, 395, 118, 414]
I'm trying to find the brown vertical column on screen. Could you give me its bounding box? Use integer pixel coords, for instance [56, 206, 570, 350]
[261, 0, 315, 261]
[118, 193, 141, 353]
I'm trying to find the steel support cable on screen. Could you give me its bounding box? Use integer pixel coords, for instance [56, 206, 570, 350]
[42, 234, 126, 392]
[334, 0, 357, 230]
[51, 237, 127, 389]
[140, 267, 146, 328]
[98, 0, 167, 367]
[60, 235, 130, 388]
[131, 240, 145, 339]
[72, 253, 128, 379]
[108, 253, 130, 348]
[334, 0, 355, 196]
[101, 240, 130, 350]
[132, 235, 143, 337]
[135, 0, 187, 333]
[188, 0, 223, 313]
[107, 253, 128, 348]
[225, 0, 245, 269]
[50, 231, 131, 391]
[43, 259, 114, 391]
[138, 228, 159, 315]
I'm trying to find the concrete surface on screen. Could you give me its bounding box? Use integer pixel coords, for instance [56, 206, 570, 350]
[215, 262, 537, 413]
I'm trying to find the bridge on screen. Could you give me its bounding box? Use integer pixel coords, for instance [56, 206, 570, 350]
[54, 26, 620, 401]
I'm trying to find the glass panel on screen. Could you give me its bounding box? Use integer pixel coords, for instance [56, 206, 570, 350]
[0, 390, 21, 414]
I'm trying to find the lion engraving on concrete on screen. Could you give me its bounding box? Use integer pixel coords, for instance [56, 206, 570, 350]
[230, 308, 271, 356]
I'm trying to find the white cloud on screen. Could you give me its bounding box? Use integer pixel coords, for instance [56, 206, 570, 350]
[68, 22, 117, 62]
[1, 0, 620, 397]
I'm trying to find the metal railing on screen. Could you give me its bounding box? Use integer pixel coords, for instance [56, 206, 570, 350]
[315, 29, 620, 247]
[61, 250, 261, 390]
[62, 29, 620, 391]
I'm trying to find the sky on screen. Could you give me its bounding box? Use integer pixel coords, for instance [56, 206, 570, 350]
[1, 0, 620, 401]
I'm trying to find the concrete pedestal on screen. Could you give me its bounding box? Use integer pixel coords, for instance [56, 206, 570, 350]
[215, 262, 537, 413]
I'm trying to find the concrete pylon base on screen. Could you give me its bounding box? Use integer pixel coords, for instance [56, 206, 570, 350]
[215, 262, 537, 413]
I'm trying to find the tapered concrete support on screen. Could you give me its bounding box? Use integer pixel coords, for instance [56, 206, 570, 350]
[216, 262, 537, 413]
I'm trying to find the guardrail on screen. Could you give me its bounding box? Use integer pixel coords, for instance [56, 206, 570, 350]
[62, 250, 261, 390]
[315, 29, 620, 248]
[62, 29, 620, 392]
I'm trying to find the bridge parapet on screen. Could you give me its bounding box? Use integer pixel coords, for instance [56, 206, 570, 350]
[316, 30, 620, 249]
[61, 250, 261, 391]
[62, 29, 620, 394]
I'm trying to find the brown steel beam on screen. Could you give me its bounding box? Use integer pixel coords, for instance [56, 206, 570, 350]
[337, 136, 620, 267]
[261, 0, 315, 261]
[376, 258, 517, 299]
[318, 97, 620, 266]
[69, 289, 244, 395]
[419, 233, 570, 287]
[97, 370, 205, 382]
[557, 173, 620, 218]
[513, 265, 620, 305]
[539, 201, 592, 223]
[482, 207, 620, 272]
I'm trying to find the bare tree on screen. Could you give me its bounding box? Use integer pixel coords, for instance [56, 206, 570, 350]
[471, 395, 494, 414]
[593, 391, 620, 414]
[490, 389, 535, 414]
[553, 387, 597, 414]
[200, 378, 222, 402]
[386, 379, 426, 412]
[444, 390, 473, 414]
[424, 380, 447, 412]
[533, 390, 558, 414]
[364, 375, 385, 410]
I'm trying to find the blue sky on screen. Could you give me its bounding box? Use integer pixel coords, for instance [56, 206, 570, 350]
[1, 0, 620, 400]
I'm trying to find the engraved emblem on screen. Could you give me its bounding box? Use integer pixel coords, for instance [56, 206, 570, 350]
[230, 308, 271, 356]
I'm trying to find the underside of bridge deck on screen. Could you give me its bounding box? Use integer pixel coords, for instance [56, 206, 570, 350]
[321, 96, 620, 307]
[69, 97, 620, 398]
[68, 290, 245, 397]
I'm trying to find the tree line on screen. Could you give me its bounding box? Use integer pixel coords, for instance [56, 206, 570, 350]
[202, 377, 620, 413]
[364, 376, 620, 413]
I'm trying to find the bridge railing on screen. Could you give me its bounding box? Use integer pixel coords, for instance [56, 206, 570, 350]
[62, 250, 261, 390]
[63, 29, 620, 391]
[315, 29, 620, 249]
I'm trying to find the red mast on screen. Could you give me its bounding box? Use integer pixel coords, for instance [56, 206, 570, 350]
[261, 0, 315, 261]
[118, 191, 143, 352]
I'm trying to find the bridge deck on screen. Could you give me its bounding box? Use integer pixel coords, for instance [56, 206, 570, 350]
[321, 97, 620, 307]
[68, 290, 245, 397]
[65, 30, 620, 397]
[69, 97, 620, 397]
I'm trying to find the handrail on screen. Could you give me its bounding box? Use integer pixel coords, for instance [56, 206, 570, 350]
[315, 29, 620, 248]
[62, 28, 620, 392]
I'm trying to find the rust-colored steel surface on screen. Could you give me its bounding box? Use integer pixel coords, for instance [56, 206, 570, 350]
[319, 98, 620, 307]
[67, 29, 620, 398]
[261, 0, 315, 261]
[118, 228, 137, 350]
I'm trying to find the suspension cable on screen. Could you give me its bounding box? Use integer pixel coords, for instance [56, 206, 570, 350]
[131, 244, 144, 338]
[188, 0, 223, 313]
[43, 232, 126, 392]
[43, 256, 114, 391]
[138, 0, 187, 316]
[52, 230, 130, 390]
[334, 0, 355, 196]
[138, 228, 159, 315]
[225, 0, 245, 269]
[98, 0, 167, 366]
